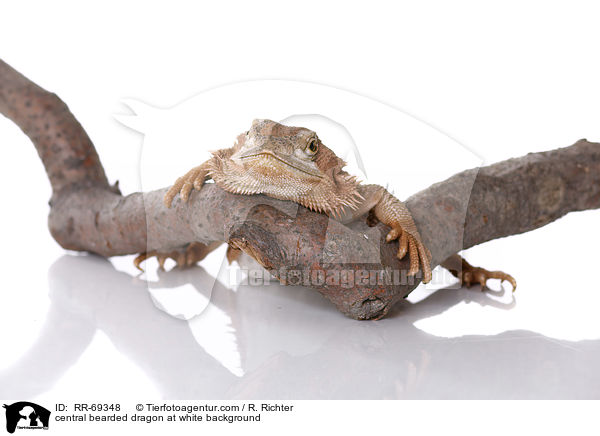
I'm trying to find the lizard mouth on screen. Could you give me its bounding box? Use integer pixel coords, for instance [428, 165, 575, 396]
[239, 150, 323, 178]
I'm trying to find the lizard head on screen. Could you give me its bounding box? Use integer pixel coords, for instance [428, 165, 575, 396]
[211, 119, 362, 216]
[234, 119, 332, 179]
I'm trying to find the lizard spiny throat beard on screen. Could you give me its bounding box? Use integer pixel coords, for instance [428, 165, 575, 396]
[209, 153, 363, 217]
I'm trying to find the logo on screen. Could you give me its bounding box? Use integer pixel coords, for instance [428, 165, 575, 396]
[3, 402, 50, 434]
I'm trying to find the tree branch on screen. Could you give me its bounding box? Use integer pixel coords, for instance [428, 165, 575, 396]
[2, 59, 599, 319]
[0, 60, 110, 195]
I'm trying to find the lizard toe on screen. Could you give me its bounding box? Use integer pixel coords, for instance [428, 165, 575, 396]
[386, 227, 401, 242]
[134, 252, 150, 271]
[180, 181, 194, 202]
[396, 230, 408, 260]
[406, 236, 420, 277]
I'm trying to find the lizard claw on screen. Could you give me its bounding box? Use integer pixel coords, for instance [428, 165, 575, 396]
[372, 189, 433, 283]
[385, 226, 409, 260]
[134, 241, 220, 271]
[385, 227, 401, 242]
[164, 164, 210, 208]
[385, 225, 432, 283]
[457, 260, 517, 292]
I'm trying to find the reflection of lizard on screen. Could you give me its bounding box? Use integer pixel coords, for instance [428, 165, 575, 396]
[136, 119, 515, 290]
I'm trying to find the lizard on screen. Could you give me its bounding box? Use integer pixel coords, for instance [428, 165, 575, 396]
[135, 119, 516, 291]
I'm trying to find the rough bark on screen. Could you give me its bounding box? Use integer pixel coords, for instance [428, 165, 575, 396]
[2, 59, 600, 319]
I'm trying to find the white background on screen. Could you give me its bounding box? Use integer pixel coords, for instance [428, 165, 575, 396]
[1, 1, 600, 434]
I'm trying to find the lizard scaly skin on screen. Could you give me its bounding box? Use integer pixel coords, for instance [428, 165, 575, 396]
[137, 119, 516, 290]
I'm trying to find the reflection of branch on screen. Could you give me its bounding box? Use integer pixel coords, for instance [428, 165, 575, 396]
[0, 255, 236, 399]
[0, 300, 95, 399]
[1, 255, 597, 400]
[2, 59, 600, 320]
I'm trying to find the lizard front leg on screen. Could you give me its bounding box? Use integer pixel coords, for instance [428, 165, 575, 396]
[140, 148, 242, 269]
[142, 149, 238, 270]
[351, 185, 432, 283]
[441, 253, 516, 291]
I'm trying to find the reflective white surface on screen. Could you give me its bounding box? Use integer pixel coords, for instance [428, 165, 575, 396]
[1, 227, 599, 400]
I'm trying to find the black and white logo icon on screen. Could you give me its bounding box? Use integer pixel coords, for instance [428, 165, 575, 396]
[3, 402, 50, 434]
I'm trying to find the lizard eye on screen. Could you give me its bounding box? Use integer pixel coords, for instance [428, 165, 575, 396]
[307, 139, 319, 154]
